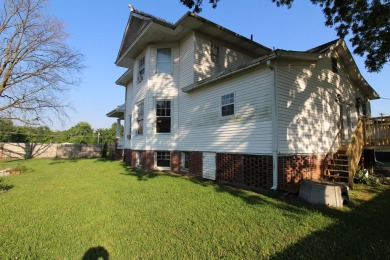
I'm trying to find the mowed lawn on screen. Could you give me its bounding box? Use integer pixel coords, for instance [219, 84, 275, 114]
[0, 159, 389, 259]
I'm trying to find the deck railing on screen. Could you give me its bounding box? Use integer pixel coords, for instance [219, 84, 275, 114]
[363, 116, 390, 148]
[346, 120, 365, 188]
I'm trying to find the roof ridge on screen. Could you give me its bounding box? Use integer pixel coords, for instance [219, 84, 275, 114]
[306, 39, 340, 53]
[131, 8, 174, 26]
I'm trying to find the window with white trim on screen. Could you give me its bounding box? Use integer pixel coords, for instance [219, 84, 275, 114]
[221, 93, 234, 117]
[136, 151, 142, 167]
[156, 48, 172, 74]
[181, 152, 189, 170]
[156, 151, 170, 168]
[136, 102, 144, 135]
[127, 115, 132, 139]
[211, 43, 219, 64]
[137, 56, 145, 82]
[156, 100, 171, 133]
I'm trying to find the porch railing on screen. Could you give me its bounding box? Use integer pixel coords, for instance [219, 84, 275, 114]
[363, 116, 390, 148]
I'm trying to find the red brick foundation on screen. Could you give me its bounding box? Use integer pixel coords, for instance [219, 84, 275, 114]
[277, 154, 327, 193]
[123, 149, 132, 164]
[189, 152, 202, 177]
[171, 151, 181, 173]
[216, 154, 273, 190]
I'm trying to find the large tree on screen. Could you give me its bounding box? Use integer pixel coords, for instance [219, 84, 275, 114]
[0, 0, 84, 126]
[180, 0, 389, 73]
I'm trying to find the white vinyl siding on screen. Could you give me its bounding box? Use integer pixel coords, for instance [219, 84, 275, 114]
[178, 66, 273, 154]
[179, 33, 195, 88]
[147, 45, 180, 151]
[130, 48, 150, 151]
[124, 81, 133, 149]
[276, 54, 362, 154]
[194, 33, 253, 82]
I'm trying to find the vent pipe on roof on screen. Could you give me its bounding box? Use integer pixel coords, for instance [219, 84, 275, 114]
[250, 34, 253, 41]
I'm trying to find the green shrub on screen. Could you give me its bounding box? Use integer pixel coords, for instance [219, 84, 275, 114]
[355, 167, 380, 186]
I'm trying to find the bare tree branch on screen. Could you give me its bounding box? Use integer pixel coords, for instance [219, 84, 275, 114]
[0, 0, 84, 126]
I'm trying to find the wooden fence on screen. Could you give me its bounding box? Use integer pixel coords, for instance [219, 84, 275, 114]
[0, 143, 103, 159]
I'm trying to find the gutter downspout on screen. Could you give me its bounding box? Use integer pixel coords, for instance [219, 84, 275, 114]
[268, 60, 278, 190]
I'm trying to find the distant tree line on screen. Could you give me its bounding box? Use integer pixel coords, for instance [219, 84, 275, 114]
[0, 120, 123, 145]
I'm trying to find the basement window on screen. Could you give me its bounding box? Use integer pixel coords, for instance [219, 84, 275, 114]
[181, 152, 189, 170]
[156, 151, 171, 168]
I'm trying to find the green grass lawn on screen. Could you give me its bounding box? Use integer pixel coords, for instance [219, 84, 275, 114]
[0, 159, 389, 259]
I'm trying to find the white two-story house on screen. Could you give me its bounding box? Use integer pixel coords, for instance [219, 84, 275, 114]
[108, 8, 382, 192]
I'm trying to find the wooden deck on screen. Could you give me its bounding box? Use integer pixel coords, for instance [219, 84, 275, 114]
[363, 116, 390, 150]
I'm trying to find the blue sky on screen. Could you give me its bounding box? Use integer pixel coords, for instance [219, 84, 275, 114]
[47, 0, 389, 130]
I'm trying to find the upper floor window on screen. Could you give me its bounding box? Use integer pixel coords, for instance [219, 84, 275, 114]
[137, 56, 145, 82]
[156, 100, 171, 133]
[221, 93, 234, 117]
[156, 48, 172, 74]
[331, 57, 338, 74]
[127, 115, 132, 139]
[211, 43, 219, 64]
[136, 102, 144, 135]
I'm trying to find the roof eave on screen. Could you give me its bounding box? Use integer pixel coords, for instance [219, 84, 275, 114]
[335, 40, 379, 100]
[115, 68, 133, 86]
[182, 51, 320, 93]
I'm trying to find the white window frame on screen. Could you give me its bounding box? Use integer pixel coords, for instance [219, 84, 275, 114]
[155, 151, 171, 170]
[156, 99, 171, 134]
[156, 48, 172, 74]
[136, 151, 142, 167]
[127, 115, 132, 140]
[137, 56, 145, 82]
[181, 152, 189, 171]
[136, 101, 144, 135]
[221, 92, 235, 117]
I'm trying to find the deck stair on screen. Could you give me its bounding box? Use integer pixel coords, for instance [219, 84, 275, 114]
[326, 151, 350, 182]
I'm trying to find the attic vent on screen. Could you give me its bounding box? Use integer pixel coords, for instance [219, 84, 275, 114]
[331, 57, 338, 74]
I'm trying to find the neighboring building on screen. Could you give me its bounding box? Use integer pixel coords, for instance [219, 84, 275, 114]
[108, 8, 386, 192]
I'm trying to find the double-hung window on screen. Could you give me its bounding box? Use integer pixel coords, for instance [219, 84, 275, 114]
[156, 48, 172, 74]
[156, 100, 171, 133]
[137, 56, 145, 82]
[127, 115, 132, 139]
[156, 151, 171, 168]
[136, 102, 144, 135]
[221, 93, 234, 117]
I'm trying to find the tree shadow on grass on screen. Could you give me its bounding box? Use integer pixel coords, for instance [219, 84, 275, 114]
[48, 158, 80, 165]
[121, 164, 160, 181]
[82, 246, 109, 260]
[118, 163, 390, 257]
[270, 186, 390, 259]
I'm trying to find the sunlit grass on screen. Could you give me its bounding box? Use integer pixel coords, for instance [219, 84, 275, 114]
[0, 159, 389, 259]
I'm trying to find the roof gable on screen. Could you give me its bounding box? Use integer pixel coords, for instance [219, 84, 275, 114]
[115, 9, 271, 67]
[116, 12, 153, 64]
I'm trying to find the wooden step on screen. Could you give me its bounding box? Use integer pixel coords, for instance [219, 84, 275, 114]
[327, 169, 349, 173]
